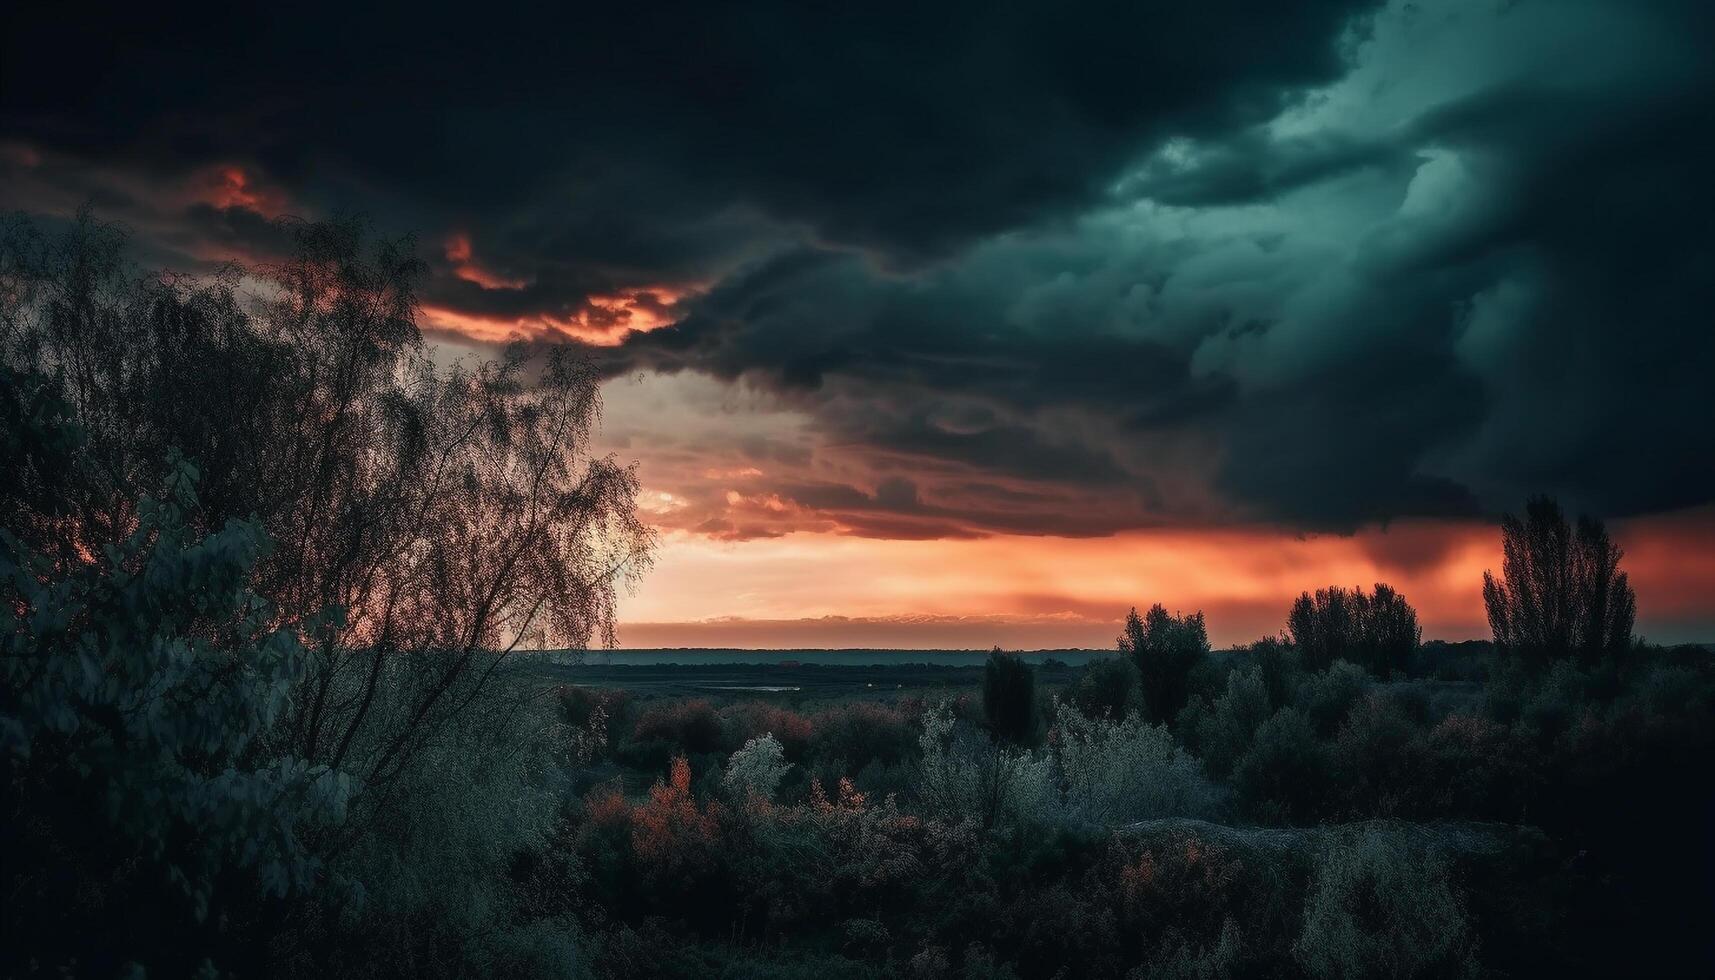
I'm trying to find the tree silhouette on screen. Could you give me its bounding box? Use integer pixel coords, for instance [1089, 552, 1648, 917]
[1287, 583, 1421, 675]
[0, 211, 654, 814]
[1120, 604, 1209, 724]
[1482, 495, 1635, 665]
[983, 647, 1038, 745]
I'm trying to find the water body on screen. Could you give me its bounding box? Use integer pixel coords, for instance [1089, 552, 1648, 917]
[552, 648, 1116, 668]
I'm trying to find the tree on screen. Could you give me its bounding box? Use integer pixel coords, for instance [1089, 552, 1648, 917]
[0, 211, 654, 816]
[1120, 604, 1209, 724]
[1482, 496, 1635, 665]
[1287, 584, 1422, 675]
[724, 733, 790, 802]
[1065, 655, 1143, 721]
[983, 647, 1038, 745]
[1, 450, 352, 975]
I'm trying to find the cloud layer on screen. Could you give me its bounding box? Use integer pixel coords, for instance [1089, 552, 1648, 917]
[5, 0, 1712, 546]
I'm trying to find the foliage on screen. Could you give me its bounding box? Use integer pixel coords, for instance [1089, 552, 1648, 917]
[276, 680, 581, 980]
[1295, 829, 1478, 979]
[983, 648, 1038, 745]
[808, 701, 918, 773]
[725, 733, 791, 802]
[1119, 604, 1210, 724]
[1, 457, 353, 976]
[0, 211, 654, 808]
[1186, 665, 1273, 780]
[630, 698, 725, 763]
[1052, 711, 1218, 826]
[1483, 495, 1635, 665]
[1295, 660, 1370, 736]
[1246, 635, 1303, 709]
[725, 701, 814, 760]
[1064, 655, 1144, 721]
[917, 702, 1051, 828]
[1289, 583, 1422, 675]
[1233, 708, 1331, 825]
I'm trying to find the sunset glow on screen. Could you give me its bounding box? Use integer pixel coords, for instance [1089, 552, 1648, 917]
[421, 285, 688, 346]
[615, 508, 1715, 649]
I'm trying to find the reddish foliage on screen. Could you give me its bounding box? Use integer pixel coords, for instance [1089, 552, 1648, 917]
[630, 757, 722, 871]
[632, 699, 723, 754]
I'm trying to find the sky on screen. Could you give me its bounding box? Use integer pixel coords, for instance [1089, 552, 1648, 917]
[4, 0, 1713, 647]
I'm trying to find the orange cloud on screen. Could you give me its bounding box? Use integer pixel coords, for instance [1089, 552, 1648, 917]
[422, 283, 689, 346]
[191, 165, 287, 216]
[422, 287, 686, 347]
[444, 232, 529, 290]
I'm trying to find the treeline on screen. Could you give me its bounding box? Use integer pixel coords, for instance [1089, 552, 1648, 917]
[544, 505, 1710, 977]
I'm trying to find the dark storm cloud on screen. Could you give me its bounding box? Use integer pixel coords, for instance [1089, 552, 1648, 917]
[3, 1, 1374, 259]
[609, 0, 1715, 531]
[5, 0, 1712, 535]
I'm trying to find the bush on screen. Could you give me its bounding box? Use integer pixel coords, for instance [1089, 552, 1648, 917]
[917, 702, 1052, 828]
[1120, 605, 1211, 725]
[726, 734, 791, 802]
[1053, 712, 1218, 826]
[280, 680, 580, 980]
[1331, 695, 1425, 819]
[724, 702, 814, 760]
[1414, 714, 1537, 822]
[632, 699, 725, 755]
[559, 686, 632, 765]
[1295, 660, 1370, 736]
[1, 459, 353, 976]
[984, 649, 1039, 745]
[808, 702, 918, 774]
[1295, 829, 1478, 978]
[1064, 656, 1144, 721]
[1192, 666, 1274, 779]
[1247, 635, 1304, 709]
[1233, 708, 1330, 825]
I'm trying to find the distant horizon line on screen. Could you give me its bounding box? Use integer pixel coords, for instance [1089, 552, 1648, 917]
[535, 641, 1516, 655]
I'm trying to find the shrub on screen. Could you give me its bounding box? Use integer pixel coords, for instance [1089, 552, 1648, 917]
[1, 458, 352, 976]
[1064, 655, 1144, 721]
[1233, 708, 1330, 824]
[1247, 635, 1304, 709]
[724, 702, 814, 760]
[1331, 695, 1425, 819]
[1414, 714, 1536, 821]
[559, 685, 633, 733]
[983, 649, 1039, 745]
[808, 702, 918, 774]
[632, 698, 725, 755]
[1295, 829, 1478, 979]
[917, 703, 1051, 828]
[1519, 660, 1592, 745]
[560, 686, 631, 765]
[1113, 834, 1271, 975]
[1053, 712, 1217, 826]
[1143, 917, 1242, 980]
[1193, 666, 1273, 779]
[632, 757, 724, 881]
[1120, 605, 1210, 724]
[282, 680, 580, 980]
[1295, 660, 1370, 736]
[726, 734, 791, 802]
